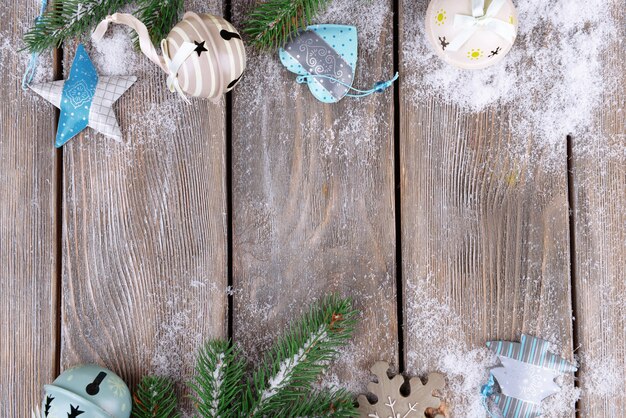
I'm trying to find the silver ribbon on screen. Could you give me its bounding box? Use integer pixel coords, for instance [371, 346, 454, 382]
[446, 0, 516, 52]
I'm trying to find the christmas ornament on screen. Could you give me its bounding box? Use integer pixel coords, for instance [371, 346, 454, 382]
[41, 364, 132, 418]
[481, 334, 577, 418]
[92, 12, 246, 103]
[425, 0, 518, 69]
[29, 44, 135, 147]
[357, 361, 446, 418]
[279, 25, 398, 103]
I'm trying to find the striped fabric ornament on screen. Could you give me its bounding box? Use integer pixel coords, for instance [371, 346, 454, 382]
[482, 334, 577, 418]
[93, 12, 246, 103]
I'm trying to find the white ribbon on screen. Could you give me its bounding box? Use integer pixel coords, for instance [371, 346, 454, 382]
[446, 0, 516, 52]
[161, 40, 196, 104]
[92, 13, 192, 103]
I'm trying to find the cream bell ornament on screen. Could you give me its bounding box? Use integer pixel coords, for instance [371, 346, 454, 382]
[425, 0, 518, 69]
[93, 12, 246, 103]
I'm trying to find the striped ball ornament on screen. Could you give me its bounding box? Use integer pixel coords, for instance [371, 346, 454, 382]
[165, 12, 246, 99]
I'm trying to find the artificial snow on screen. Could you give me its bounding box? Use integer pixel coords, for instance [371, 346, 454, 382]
[259, 327, 327, 404]
[92, 26, 139, 76]
[406, 278, 582, 418]
[402, 0, 621, 160]
[210, 353, 226, 415]
[12, 0, 621, 416]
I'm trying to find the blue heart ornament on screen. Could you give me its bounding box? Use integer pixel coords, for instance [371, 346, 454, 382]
[279, 25, 358, 103]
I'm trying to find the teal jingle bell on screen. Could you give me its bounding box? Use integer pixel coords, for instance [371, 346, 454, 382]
[42, 364, 131, 417]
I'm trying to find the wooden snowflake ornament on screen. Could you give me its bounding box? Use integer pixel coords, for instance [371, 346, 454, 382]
[357, 361, 446, 418]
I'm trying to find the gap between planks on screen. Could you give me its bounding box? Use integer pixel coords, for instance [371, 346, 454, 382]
[392, 0, 405, 374]
[566, 134, 582, 418]
[225, 0, 235, 343]
[53, 42, 63, 381]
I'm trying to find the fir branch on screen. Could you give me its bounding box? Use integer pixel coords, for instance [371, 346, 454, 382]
[22, 0, 181, 53]
[135, 0, 183, 46]
[276, 389, 358, 417]
[243, 295, 357, 416]
[24, 0, 130, 53]
[190, 340, 247, 418]
[243, 0, 333, 50]
[132, 376, 180, 418]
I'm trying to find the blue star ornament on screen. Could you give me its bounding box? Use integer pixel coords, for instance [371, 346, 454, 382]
[29, 44, 136, 147]
[483, 334, 578, 418]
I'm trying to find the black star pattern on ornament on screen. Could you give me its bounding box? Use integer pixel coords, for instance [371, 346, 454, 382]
[439, 36, 449, 50]
[68, 404, 85, 418]
[44, 395, 54, 416]
[194, 40, 208, 56]
[488, 47, 501, 57]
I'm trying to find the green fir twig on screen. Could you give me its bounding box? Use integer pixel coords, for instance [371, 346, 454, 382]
[136, 295, 358, 417]
[189, 340, 247, 418]
[242, 294, 358, 416]
[23, 0, 181, 53]
[275, 389, 357, 417]
[243, 0, 333, 50]
[135, 0, 184, 46]
[132, 376, 180, 418]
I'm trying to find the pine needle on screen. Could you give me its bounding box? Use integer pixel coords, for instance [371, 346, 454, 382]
[276, 389, 358, 417]
[135, 0, 183, 46]
[242, 294, 357, 416]
[23, 0, 182, 53]
[132, 376, 180, 418]
[190, 340, 247, 418]
[243, 0, 333, 50]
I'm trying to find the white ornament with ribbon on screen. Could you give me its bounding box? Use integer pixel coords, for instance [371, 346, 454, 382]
[425, 0, 518, 69]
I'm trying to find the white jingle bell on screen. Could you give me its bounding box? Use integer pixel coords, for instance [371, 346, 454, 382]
[93, 12, 246, 103]
[425, 0, 518, 69]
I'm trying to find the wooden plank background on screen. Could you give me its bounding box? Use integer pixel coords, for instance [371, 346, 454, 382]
[1, 0, 624, 417]
[572, 4, 625, 414]
[230, 0, 398, 386]
[60, 2, 228, 412]
[398, 0, 574, 377]
[0, 3, 59, 418]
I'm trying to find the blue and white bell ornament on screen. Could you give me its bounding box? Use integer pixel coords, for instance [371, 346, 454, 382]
[41, 364, 131, 418]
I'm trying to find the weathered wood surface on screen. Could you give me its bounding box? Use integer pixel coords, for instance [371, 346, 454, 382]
[399, 0, 574, 399]
[231, 1, 398, 386]
[3, 1, 626, 416]
[572, 6, 625, 415]
[0, 3, 59, 417]
[60, 4, 228, 407]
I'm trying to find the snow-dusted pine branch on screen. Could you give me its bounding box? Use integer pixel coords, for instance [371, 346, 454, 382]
[190, 340, 246, 418]
[243, 294, 357, 417]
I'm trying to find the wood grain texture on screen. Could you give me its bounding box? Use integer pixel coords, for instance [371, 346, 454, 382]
[399, 0, 574, 395]
[572, 6, 625, 415]
[60, 9, 228, 408]
[0, 3, 59, 416]
[231, 1, 398, 388]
